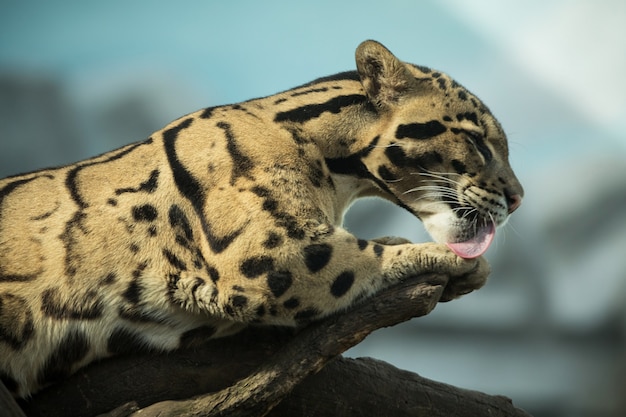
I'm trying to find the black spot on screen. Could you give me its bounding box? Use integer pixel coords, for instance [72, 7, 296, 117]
[274, 94, 368, 124]
[37, 330, 90, 386]
[240, 256, 275, 278]
[163, 249, 187, 271]
[216, 121, 254, 185]
[99, 272, 117, 286]
[283, 297, 300, 309]
[123, 280, 142, 305]
[263, 232, 283, 249]
[324, 136, 376, 179]
[168, 204, 194, 241]
[308, 162, 325, 188]
[175, 235, 190, 249]
[362, 136, 380, 156]
[205, 220, 246, 254]
[451, 160, 467, 175]
[303, 243, 333, 273]
[262, 197, 279, 212]
[456, 112, 479, 126]
[290, 86, 329, 97]
[377, 165, 397, 182]
[0, 293, 35, 350]
[458, 90, 468, 101]
[251, 185, 272, 199]
[107, 198, 117, 206]
[373, 244, 384, 257]
[192, 251, 208, 271]
[275, 212, 305, 240]
[385, 146, 443, 170]
[129, 243, 140, 253]
[200, 106, 218, 119]
[148, 225, 158, 236]
[357, 239, 368, 250]
[287, 127, 310, 145]
[115, 169, 159, 195]
[326, 175, 335, 189]
[256, 305, 266, 317]
[251, 186, 306, 240]
[132, 204, 158, 222]
[443, 115, 453, 122]
[395, 121, 447, 140]
[107, 327, 154, 355]
[437, 78, 447, 90]
[231, 295, 248, 308]
[163, 119, 201, 207]
[267, 270, 293, 298]
[331, 271, 355, 298]
[207, 265, 220, 283]
[41, 288, 103, 320]
[383, 145, 410, 167]
[59, 211, 87, 278]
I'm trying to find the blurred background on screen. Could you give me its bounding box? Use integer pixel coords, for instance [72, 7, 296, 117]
[1, 1, 624, 415]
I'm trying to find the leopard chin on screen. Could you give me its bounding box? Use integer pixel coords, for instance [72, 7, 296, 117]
[420, 209, 499, 259]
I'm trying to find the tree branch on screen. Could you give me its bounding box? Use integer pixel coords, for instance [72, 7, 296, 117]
[1, 380, 27, 417]
[21, 272, 531, 417]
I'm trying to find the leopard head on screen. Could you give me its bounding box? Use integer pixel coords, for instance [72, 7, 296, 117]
[355, 40, 524, 258]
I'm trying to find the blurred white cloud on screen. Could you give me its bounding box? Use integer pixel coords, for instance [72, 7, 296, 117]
[441, 0, 626, 140]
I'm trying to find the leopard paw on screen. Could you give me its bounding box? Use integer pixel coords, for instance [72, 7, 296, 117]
[439, 255, 491, 302]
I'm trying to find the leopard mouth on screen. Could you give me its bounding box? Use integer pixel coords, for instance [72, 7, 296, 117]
[445, 221, 495, 259]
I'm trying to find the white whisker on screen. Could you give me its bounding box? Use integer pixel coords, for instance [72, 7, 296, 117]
[371, 142, 403, 149]
[504, 219, 525, 244]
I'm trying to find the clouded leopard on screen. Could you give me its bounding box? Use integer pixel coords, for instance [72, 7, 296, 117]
[0, 40, 523, 397]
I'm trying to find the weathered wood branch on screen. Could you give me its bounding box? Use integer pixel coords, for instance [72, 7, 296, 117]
[18, 272, 531, 417]
[1, 379, 27, 417]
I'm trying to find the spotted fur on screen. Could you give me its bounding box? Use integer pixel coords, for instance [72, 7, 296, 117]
[0, 40, 523, 397]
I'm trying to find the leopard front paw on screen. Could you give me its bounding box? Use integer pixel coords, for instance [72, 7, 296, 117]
[439, 255, 491, 302]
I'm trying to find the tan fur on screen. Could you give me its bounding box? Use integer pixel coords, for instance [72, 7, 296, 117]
[0, 40, 523, 397]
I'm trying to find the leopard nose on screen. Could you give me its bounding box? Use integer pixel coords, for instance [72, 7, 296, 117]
[507, 193, 522, 214]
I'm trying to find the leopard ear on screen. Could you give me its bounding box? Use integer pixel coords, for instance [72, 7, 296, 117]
[355, 40, 415, 110]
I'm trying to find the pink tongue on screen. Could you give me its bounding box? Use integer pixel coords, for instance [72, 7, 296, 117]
[446, 223, 496, 259]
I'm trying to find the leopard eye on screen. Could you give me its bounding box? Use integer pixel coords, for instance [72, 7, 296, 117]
[467, 131, 492, 162]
